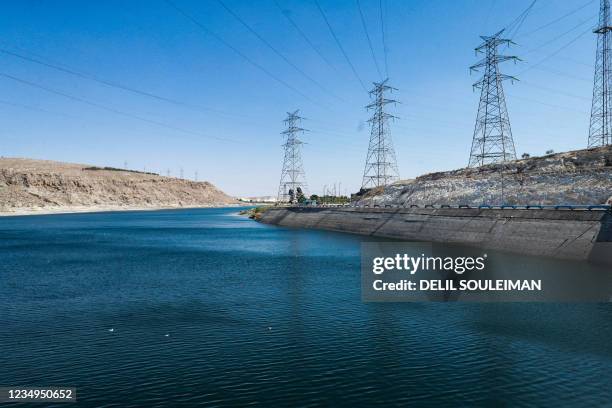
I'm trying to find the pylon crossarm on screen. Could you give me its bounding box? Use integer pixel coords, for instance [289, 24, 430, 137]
[494, 55, 521, 64]
[594, 25, 612, 34]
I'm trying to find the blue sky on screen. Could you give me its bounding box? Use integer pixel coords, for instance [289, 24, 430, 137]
[0, 0, 600, 196]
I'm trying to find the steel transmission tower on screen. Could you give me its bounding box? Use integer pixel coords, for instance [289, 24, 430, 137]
[588, 0, 612, 148]
[361, 79, 400, 189]
[468, 30, 518, 167]
[277, 110, 308, 203]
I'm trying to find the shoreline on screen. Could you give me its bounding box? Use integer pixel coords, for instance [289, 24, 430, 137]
[0, 204, 244, 218]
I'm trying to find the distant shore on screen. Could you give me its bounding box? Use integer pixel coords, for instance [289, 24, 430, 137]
[0, 157, 240, 216]
[0, 204, 243, 217]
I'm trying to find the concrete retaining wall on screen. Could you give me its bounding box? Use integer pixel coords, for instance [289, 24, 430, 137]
[259, 207, 612, 262]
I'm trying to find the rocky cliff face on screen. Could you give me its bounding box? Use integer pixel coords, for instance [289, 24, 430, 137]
[0, 158, 237, 214]
[357, 145, 612, 206]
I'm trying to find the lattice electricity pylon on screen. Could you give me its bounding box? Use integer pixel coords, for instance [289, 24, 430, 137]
[277, 110, 308, 203]
[468, 30, 519, 168]
[588, 0, 612, 148]
[361, 79, 400, 189]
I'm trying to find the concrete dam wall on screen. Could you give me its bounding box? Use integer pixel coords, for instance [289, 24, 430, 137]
[258, 207, 612, 262]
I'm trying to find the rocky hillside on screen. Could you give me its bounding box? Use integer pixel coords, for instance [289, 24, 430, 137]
[0, 158, 238, 215]
[357, 145, 612, 206]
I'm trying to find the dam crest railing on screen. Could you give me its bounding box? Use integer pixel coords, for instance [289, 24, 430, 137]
[280, 204, 612, 212]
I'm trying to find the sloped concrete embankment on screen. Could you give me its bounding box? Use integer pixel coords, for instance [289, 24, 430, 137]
[259, 207, 612, 262]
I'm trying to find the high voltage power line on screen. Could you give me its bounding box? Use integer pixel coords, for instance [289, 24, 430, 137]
[315, 0, 368, 92]
[0, 48, 244, 120]
[1, 0, 577, 129]
[216, 0, 344, 103]
[1, 0, 604, 189]
[273, 0, 338, 74]
[528, 65, 591, 82]
[0, 99, 81, 120]
[515, 0, 597, 39]
[553, 54, 593, 68]
[517, 25, 594, 76]
[379, 0, 389, 78]
[503, 0, 537, 39]
[0, 98, 220, 144]
[164, 0, 323, 108]
[522, 14, 597, 55]
[0, 46, 305, 130]
[503, 93, 589, 115]
[521, 80, 591, 101]
[1, 41, 502, 155]
[495, 10, 597, 104]
[0, 72, 243, 144]
[465, 0, 601, 170]
[356, 0, 383, 80]
[495, 1, 599, 82]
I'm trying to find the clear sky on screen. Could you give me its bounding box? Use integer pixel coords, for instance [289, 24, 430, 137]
[0, 0, 601, 197]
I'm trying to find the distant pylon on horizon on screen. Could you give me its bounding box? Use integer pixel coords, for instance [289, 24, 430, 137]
[277, 110, 308, 203]
[588, 0, 612, 148]
[361, 79, 400, 189]
[468, 30, 518, 168]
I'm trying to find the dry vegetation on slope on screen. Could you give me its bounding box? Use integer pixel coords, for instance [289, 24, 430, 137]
[0, 158, 238, 215]
[357, 145, 612, 206]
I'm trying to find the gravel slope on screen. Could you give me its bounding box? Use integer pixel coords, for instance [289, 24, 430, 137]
[357, 145, 612, 206]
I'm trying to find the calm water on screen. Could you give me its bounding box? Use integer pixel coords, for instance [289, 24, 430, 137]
[1, 207, 612, 407]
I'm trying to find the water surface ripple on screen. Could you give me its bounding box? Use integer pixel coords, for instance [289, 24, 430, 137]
[1, 208, 612, 407]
